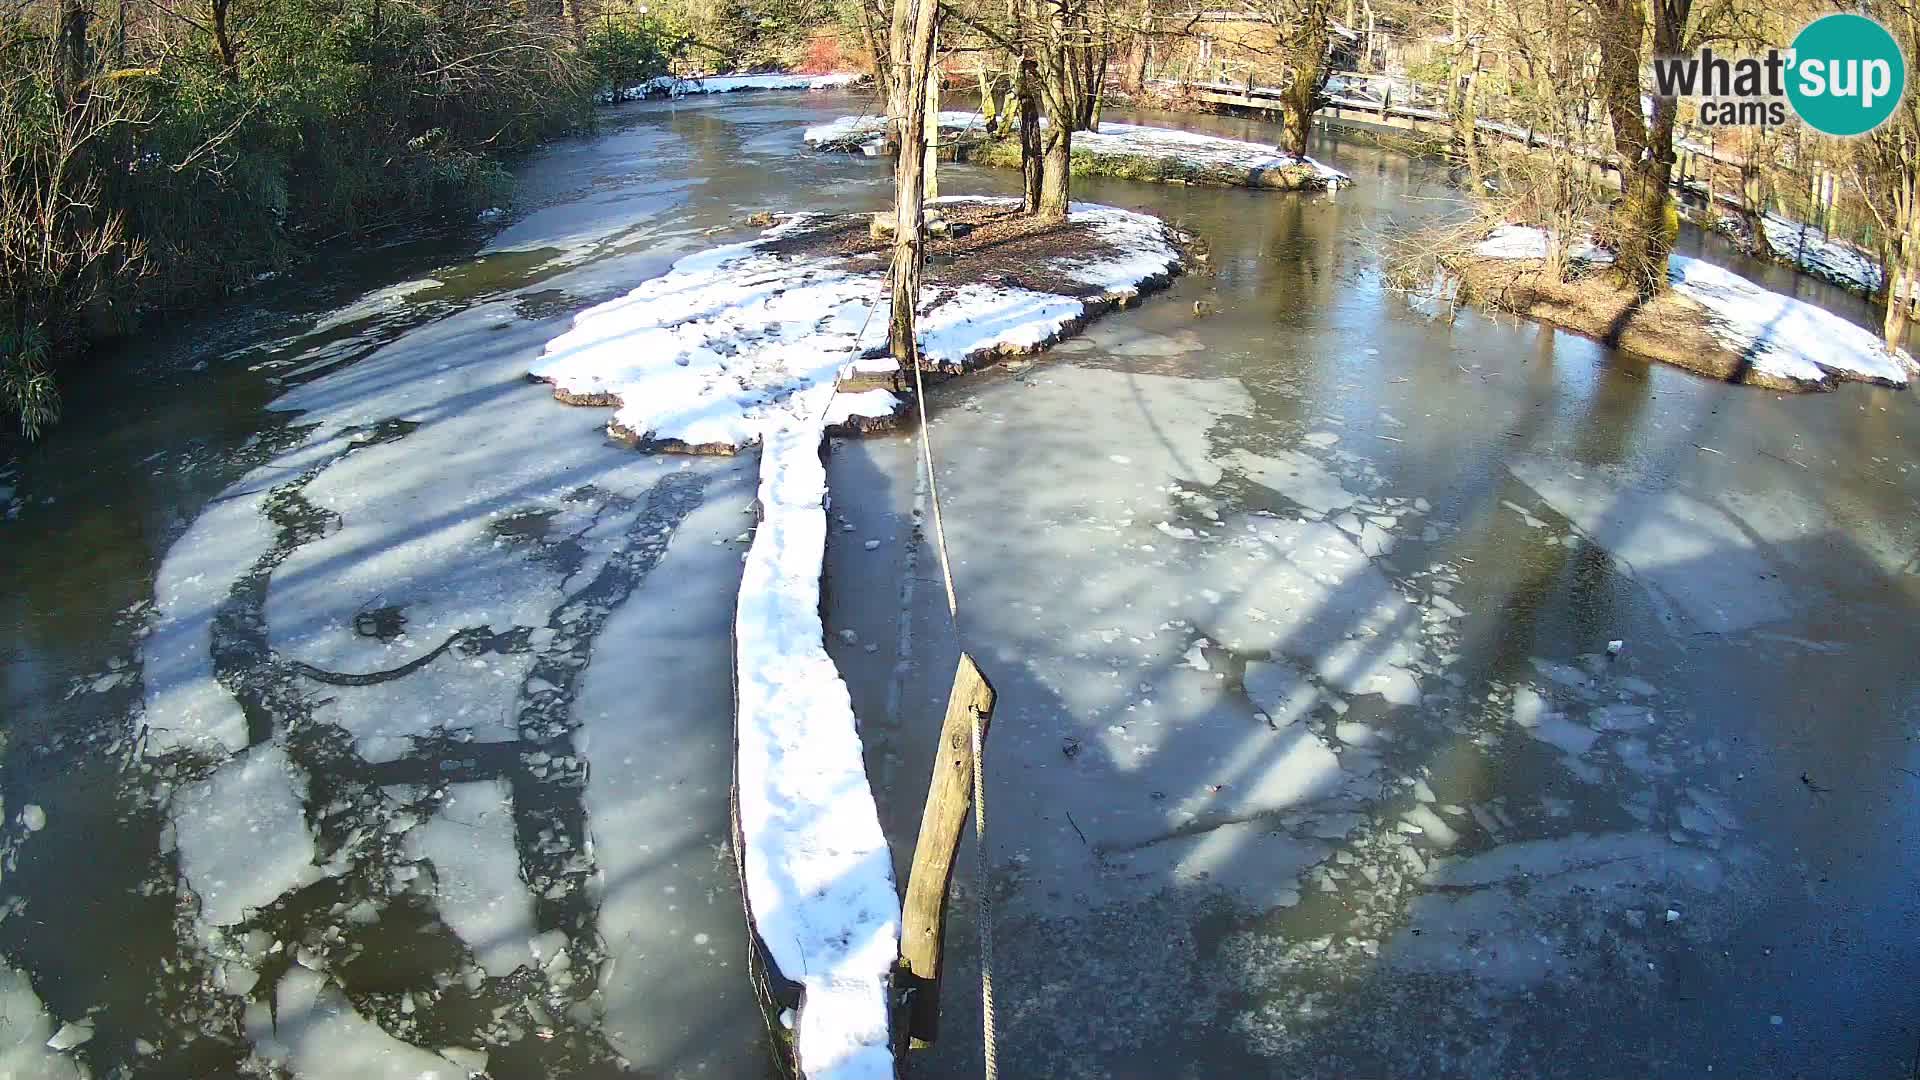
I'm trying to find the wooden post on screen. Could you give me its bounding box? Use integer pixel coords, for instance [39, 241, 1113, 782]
[898, 652, 995, 1047]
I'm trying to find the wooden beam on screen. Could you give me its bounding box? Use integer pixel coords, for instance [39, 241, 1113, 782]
[898, 652, 996, 1047]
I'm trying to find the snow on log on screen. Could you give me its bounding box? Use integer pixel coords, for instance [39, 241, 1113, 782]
[528, 196, 1185, 1077]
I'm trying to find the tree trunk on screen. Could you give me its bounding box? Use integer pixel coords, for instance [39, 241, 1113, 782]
[1886, 188, 1916, 350]
[1038, 125, 1071, 222]
[1596, 0, 1688, 296]
[211, 0, 239, 77]
[1455, 39, 1484, 180]
[1128, 0, 1151, 92]
[923, 29, 940, 201]
[854, 0, 889, 90]
[888, 0, 942, 362]
[55, 1, 91, 104]
[1035, 0, 1075, 223]
[1278, 0, 1332, 159]
[978, 67, 1000, 131]
[1019, 61, 1043, 213]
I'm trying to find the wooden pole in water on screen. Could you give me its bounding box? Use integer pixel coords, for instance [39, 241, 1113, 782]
[898, 652, 995, 1047]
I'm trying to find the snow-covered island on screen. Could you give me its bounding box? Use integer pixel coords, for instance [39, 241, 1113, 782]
[600, 70, 863, 103]
[529, 196, 1186, 1079]
[804, 113, 1350, 192]
[1453, 224, 1915, 392]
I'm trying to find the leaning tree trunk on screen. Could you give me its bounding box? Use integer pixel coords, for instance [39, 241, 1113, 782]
[1128, 0, 1152, 92]
[888, 0, 942, 361]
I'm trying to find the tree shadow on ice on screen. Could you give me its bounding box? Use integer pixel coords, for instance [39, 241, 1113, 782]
[828, 358, 1920, 1079]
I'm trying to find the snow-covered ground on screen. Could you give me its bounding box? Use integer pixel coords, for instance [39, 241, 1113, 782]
[1667, 255, 1911, 387]
[1752, 213, 1882, 293]
[803, 114, 1350, 186]
[1474, 224, 1913, 389]
[528, 195, 1186, 1079]
[603, 71, 862, 103]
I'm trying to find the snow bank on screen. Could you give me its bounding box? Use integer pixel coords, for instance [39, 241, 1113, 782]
[1473, 224, 1912, 388]
[605, 71, 861, 102]
[1668, 255, 1910, 387]
[1755, 214, 1882, 293]
[530, 196, 1184, 1078]
[803, 115, 1349, 186]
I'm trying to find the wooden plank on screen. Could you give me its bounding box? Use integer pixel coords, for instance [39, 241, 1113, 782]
[897, 651, 996, 1047]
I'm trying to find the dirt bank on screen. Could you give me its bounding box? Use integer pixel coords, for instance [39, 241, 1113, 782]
[1449, 254, 1910, 392]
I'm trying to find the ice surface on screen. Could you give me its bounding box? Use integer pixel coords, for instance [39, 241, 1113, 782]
[1225, 449, 1358, 516]
[573, 472, 768, 1073]
[405, 781, 532, 979]
[247, 967, 481, 1079]
[0, 960, 85, 1079]
[171, 743, 318, 928]
[1508, 458, 1798, 634]
[142, 470, 282, 757]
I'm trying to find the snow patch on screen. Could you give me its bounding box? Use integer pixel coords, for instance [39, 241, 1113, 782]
[1668, 255, 1910, 387]
[531, 198, 1184, 1076]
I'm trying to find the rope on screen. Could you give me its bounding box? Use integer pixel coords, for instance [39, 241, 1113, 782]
[906, 327, 993, 1080]
[969, 676, 997, 1080]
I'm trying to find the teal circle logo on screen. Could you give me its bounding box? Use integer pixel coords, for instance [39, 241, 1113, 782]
[1787, 13, 1906, 136]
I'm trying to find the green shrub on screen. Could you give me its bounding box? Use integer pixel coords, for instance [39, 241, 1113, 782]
[0, 0, 598, 437]
[585, 17, 673, 93]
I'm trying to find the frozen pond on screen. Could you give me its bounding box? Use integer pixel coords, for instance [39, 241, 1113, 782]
[2, 89, 1918, 1078]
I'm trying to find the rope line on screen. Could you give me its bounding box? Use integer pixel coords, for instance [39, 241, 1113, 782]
[907, 310, 993, 1080]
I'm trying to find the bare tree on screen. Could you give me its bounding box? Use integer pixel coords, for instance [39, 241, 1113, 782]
[1846, 0, 1918, 349]
[887, 0, 943, 357]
